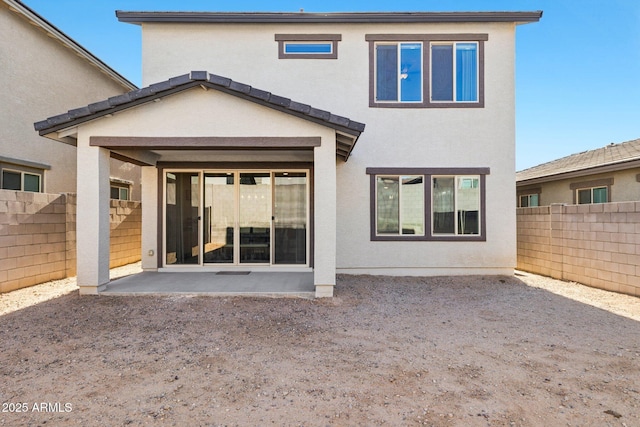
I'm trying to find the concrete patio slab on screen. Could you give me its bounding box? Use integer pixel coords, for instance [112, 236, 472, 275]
[101, 271, 315, 298]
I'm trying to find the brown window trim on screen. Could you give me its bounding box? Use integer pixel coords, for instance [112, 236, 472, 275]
[275, 34, 342, 59]
[570, 178, 613, 204]
[366, 167, 488, 241]
[366, 34, 487, 109]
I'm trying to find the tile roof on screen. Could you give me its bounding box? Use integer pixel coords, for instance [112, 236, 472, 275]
[516, 138, 640, 182]
[34, 71, 365, 160]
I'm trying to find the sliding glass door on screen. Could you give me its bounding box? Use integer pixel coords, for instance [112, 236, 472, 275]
[274, 172, 307, 264]
[165, 170, 308, 267]
[203, 173, 235, 263]
[165, 172, 200, 265]
[239, 172, 271, 264]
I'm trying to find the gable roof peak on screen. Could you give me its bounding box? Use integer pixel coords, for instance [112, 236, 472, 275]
[34, 71, 366, 161]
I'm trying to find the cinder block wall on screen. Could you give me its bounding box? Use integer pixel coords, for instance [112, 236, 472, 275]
[0, 190, 141, 293]
[110, 200, 142, 268]
[517, 202, 640, 297]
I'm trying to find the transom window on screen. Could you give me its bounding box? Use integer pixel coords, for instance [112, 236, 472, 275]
[367, 34, 486, 108]
[284, 42, 333, 55]
[275, 34, 341, 59]
[367, 167, 488, 241]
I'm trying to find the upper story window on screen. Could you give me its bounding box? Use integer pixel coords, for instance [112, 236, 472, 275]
[431, 42, 478, 103]
[284, 42, 333, 55]
[275, 34, 341, 59]
[366, 34, 487, 108]
[375, 42, 422, 103]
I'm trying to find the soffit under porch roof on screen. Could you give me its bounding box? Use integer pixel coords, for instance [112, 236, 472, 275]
[34, 71, 365, 162]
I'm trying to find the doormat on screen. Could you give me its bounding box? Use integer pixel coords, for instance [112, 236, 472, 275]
[216, 271, 251, 275]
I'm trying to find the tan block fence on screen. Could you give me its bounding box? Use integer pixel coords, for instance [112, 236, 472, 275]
[0, 190, 141, 293]
[517, 202, 640, 297]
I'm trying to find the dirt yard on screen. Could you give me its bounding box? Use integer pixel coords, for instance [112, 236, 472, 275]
[1, 265, 639, 426]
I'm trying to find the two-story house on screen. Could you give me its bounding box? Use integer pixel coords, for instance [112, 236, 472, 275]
[1, 0, 140, 199]
[34, 11, 542, 296]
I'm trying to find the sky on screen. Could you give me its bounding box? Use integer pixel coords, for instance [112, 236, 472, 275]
[20, 0, 640, 171]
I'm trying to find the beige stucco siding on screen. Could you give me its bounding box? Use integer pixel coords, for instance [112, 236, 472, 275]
[137, 21, 518, 275]
[0, 4, 139, 196]
[79, 88, 334, 141]
[526, 169, 640, 206]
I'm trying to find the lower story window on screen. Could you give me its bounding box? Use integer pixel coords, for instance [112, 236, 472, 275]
[432, 176, 480, 235]
[577, 186, 607, 204]
[367, 167, 488, 241]
[519, 194, 539, 207]
[375, 175, 424, 235]
[110, 180, 131, 200]
[1, 168, 42, 192]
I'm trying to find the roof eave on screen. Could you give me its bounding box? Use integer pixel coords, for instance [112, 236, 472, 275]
[116, 11, 542, 25]
[516, 157, 640, 186]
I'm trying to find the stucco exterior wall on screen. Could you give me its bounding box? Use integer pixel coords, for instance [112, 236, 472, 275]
[520, 169, 640, 206]
[0, 3, 140, 197]
[138, 21, 518, 275]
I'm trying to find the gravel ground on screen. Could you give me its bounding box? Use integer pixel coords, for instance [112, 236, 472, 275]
[1, 264, 639, 426]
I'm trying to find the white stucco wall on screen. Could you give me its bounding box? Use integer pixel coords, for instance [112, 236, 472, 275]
[135, 20, 519, 275]
[0, 3, 140, 196]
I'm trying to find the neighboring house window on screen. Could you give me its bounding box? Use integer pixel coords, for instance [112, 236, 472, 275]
[577, 187, 607, 204]
[367, 167, 488, 241]
[275, 34, 341, 59]
[1, 167, 43, 192]
[110, 180, 131, 200]
[570, 178, 612, 204]
[366, 34, 486, 108]
[519, 194, 539, 207]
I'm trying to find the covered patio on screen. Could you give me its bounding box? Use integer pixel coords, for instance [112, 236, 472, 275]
[34, 71, 365, 298]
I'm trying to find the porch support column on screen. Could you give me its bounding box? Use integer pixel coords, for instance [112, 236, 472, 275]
[313, 133, 337, 297]
[141, 166, 159, 271]
[76, 132, 110, 294]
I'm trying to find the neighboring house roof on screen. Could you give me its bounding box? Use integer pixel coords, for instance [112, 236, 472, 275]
[34, 71, 366, 161]
[516, 138, 640, 184]
[2, 0, 136, 91]
[116, 11, 542, 25]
